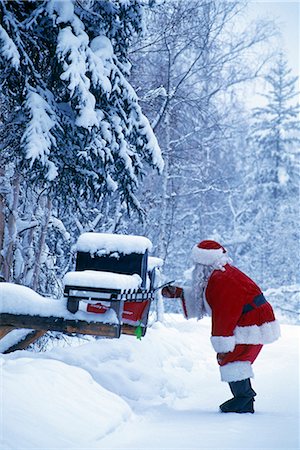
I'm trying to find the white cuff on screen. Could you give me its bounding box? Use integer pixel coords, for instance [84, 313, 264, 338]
[211, 335, 235, 353]
[220, 361, 254, 382]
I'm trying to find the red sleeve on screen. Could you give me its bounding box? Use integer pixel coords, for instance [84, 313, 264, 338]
[206, 268, 245, 353]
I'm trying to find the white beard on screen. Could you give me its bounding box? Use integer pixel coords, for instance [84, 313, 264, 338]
[183, 264, 214, 320]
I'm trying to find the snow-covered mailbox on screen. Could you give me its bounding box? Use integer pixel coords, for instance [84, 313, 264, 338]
[63, 233, 158, 338]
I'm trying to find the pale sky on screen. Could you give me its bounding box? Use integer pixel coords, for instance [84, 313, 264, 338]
[248, 1, 299, 77]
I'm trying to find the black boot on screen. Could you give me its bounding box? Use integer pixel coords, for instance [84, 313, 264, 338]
[220, 378, 256, 413]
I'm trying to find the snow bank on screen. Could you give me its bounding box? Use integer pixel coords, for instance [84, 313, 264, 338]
[0, 283, 117, 324]
[1, 357, 131, 449]
[63, 270, 142, 290]
[1, 315, 299, 449]
[41, 319, 211, 411]
[76, 232, 152, 255]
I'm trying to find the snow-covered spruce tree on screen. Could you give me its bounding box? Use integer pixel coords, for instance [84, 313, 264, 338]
[0, 0, 163, 291]
[237, 55, 299, 287]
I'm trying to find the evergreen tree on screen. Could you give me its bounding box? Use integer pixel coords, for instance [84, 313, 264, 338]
[252, 54, 299, 197]
[237, 55, 299, 287]
[0, 0, 163, 288]
[0, 0, 163, 204]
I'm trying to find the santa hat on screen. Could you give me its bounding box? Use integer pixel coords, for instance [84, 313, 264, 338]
[191, 240, 227, 266]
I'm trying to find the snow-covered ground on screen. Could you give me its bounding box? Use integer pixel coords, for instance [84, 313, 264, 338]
[1, 314, 299, 450]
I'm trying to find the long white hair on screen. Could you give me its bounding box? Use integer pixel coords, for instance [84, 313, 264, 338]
[191, 264, 214, 319]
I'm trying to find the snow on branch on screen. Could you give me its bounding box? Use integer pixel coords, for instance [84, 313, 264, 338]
[47, 0, 75, 25]
[21, 86, 58, 181]
[136, 110, 164, 173]
[56, 25, 98, 129]
[88, 35, 113, 93]
[49, 217, 71, 241]
[49, 0, 112, 129]
[0, 24, 20, 69]
[111, 61, 164, 174]
[49, 0, 163, 199]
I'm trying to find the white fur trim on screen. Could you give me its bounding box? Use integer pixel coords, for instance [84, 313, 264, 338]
[234, 320, 281, 345]
[220, 361, 254, 382]
[191, 245, 225, 265]
[211, 335, 236, 353]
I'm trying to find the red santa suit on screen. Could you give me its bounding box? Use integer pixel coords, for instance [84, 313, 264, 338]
[190, 240, 280, 383]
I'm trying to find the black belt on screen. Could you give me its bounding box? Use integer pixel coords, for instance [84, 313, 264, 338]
[242, 293, 267, 314]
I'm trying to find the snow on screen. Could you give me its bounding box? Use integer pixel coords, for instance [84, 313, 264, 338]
[90, 35, 114, 61]
[76, 232, 153, 255]
[265, 285, 299, 325]
[1, 358, 131, 449]
[1, 313, 298, 449]
[63, 271, 142, 290]
[21, 87, 58, 180]
[88, 37, 112, 92]
[148, 256, 164, 271]
[0, 24, 20, 69]
[0, 283, 117, 324]
[56, 23, 99, 129]
[49, 217, 71, 240]
[0, 329, 34, 354]
[49, 0, 75, 24]
[278, 166, 289, 185]
[136, 109, 165, 173]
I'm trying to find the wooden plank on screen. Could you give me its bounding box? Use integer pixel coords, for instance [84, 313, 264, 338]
[3, 330, 47, 354]
[0, 313, 121, 339]
[0, 326, 15, 339]
[121, 323, 147, 337]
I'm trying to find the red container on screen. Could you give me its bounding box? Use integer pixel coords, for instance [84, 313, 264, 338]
[86, 300, 149, 323]
[122, 300, 149, 322]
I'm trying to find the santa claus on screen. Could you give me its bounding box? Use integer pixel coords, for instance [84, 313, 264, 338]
[162, 240, 280, 414]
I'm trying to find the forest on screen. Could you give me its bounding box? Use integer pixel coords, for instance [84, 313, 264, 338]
[0, 0, 299, 316]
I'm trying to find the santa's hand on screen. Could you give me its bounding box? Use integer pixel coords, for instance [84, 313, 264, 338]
[217, 352, 228, 364]
[162, 285, 183, 299]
